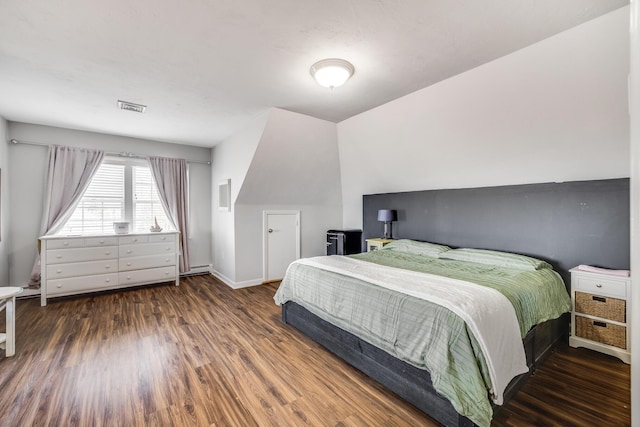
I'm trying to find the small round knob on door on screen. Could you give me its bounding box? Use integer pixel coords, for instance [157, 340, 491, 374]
[268, 228, 273, 233]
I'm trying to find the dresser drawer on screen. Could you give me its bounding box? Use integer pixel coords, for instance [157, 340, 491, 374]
[118, 266, 176, 285]
[46, 259, 118, 279]
[148, 233, 175, 243]
[575, 315, 626, 349]
[46, 238, 85, 250]
[119, 235, 149, 245]
[119, 254, 176, 271]
[47, 273, 119, 296]
[575, 291, 625, 322]
[84, 236, 118, 247]
[119, 242, 176, 258]
[573, 275, 626, 299]
[47, 246, 118, 264]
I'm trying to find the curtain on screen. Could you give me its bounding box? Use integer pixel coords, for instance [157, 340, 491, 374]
[29, 145, 105, 288]
[148, 156, 191, 273]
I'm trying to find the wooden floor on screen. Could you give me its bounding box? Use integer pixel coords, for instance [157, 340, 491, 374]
[0, 276, 630, 426]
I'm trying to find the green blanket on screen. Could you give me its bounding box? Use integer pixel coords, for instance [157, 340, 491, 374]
[274, 249, 570, 427]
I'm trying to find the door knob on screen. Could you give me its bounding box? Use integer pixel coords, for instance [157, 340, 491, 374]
[268, 228, 273, 233]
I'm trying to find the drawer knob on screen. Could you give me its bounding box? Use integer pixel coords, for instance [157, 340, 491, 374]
[133, 238, 138, 242]
[56, 255, 62, 259]
[63, 242, 69, 246]
[56, 269, 62, 273]
[127, 262, 131, 266]
[99, 240, 105, 244]
[106, 278, 110, 283]
[127, 250, 132, 254]
[165, 247, 170, 251]
[56, 284, 62, 288]
[165, 272, 169, 275]
[106, 251, 111, 255]
[161, 237, 166, 240]
[165, 259, 170, 263]
[105, 265, 111, 269]
[596, 284, 602, 288]
[127, 276, 131, 280]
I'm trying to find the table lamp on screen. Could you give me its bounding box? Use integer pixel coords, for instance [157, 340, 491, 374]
[377, 209, 397, 239]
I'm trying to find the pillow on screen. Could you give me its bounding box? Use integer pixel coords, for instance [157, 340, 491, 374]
[437, 247, 551, 271]
[383, 239, 450, 258]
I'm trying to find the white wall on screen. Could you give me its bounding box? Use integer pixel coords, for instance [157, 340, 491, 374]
[628, 1, 639, 424]
[337, 7, 630, 228]
[234, 109, 342, 283]
[0, 117, 9, 286]
[210, 112, 268, 283]
[211, 108, 342, 286]
[7, 122, 212, 287]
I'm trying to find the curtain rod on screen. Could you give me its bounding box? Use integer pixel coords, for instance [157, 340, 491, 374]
[9, 138, 211, 165]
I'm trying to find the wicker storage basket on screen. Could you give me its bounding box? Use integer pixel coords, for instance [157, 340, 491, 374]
[575, 316, 626, 349]
[575, 291, 625, 322]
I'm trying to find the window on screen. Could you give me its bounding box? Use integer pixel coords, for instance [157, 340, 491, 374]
[133, 166, 170, 233]
[59, 157, 172, 235]
[60, 163, 125, 235]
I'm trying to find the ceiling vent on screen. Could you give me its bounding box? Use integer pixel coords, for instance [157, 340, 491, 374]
[117, 100, 147, 113]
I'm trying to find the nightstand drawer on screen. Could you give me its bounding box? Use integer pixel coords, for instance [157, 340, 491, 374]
[573, 275, 626, 299]
[575, 315, 626, 349]
[575, 291, 625, 322]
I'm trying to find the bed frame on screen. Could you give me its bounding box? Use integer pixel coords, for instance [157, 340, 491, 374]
[283, 301, 567, 427]
[279, 179, 629, 426]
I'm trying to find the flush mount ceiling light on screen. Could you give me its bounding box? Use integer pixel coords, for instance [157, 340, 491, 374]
[117, 100, 147, 113]
[310, 58, 355, 89]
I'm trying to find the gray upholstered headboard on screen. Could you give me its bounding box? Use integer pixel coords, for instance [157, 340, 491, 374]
[362, 178, 630, 287]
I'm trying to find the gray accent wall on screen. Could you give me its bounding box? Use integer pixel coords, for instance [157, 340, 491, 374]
[363, 179, 630, 286]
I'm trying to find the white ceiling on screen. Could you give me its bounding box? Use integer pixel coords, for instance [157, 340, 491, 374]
[0, 0, 628, 147]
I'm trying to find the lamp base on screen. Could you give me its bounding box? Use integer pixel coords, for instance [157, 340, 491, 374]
[382, 222, 392, 240]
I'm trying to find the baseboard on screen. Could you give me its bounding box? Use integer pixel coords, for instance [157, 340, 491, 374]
[181, 264, 212, 277]
[210, 270, 263, 289]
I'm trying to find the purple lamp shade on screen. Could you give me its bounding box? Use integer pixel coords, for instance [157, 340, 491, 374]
[377, 209, 397, 239]
[377, 209, 397, 222]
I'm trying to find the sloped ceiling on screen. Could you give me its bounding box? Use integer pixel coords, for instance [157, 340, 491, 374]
[0, 0, 629, 147]
[236, 109, 341, 206]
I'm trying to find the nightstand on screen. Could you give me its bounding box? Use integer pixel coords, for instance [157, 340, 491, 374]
[366, 238, 394, 252]
[569, 268, 631, 364]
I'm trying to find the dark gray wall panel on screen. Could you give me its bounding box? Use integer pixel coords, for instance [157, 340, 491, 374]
[363, 179, 630, 286]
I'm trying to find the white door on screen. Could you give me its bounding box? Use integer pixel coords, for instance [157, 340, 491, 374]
[264, 211, 300, 282]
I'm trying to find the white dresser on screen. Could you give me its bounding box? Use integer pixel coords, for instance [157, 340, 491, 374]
[40, 232, 179, 306]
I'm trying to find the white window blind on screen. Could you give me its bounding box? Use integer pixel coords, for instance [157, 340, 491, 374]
[59, 163, 125, 235]
[58, 159, 173, 235]
[133, 166, 172, 233]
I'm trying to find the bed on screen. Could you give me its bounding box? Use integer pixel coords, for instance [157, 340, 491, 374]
[274, 240, 572, 427]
